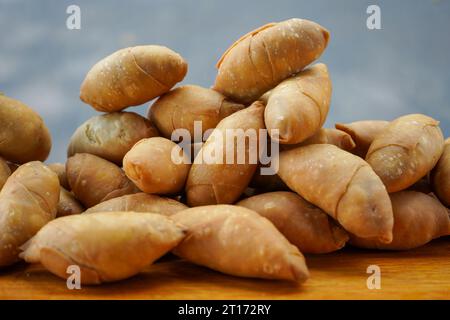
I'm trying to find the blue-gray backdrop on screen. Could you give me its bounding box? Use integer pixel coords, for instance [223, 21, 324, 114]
[1, 0, 449, 163]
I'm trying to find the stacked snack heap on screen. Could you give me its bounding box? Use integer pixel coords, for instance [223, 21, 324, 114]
[0, 18, 449, 286]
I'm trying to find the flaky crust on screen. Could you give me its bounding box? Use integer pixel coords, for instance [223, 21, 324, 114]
[278, 144, 393, 243]
[123, 137, 191, 194]
[172, 205, 309, 282]
[252, 128, 355, 191]
[237, 192, 349, 253]
[366, 114, 444, 192]
[20, 212, 186, 284]
[0, 95, 51, 163]
[350, 191, 450, 250]
[66, 153, 138, 207]
[84, 193, 187, 215]
[0, 162, 59, 266]
[149, 85, 244, 139]
[80, 45, 187, 112]
[335, 120, 389, 157]
[214, 18, 329, 103]
[68, 112, 159, 164]
[263, 64, 332, 144]
[280, 128, 356, 152]
[186, 102, 265, 206]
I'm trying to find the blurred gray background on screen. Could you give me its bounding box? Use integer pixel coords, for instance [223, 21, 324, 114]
[1, 0, 449, 163]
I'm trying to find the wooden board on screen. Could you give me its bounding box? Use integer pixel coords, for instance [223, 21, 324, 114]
[1, 238, 450, 300]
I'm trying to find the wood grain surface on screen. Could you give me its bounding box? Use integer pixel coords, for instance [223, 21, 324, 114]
[1, 238, 449, 300]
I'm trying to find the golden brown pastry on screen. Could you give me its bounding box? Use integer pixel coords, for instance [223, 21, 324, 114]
[20, 212, 186, 284]
[84, 193, 187, 216]
[237, 192, 349, 253]
[366, 114, 444, 192]
[172, 205, 309, 282]
[0, 162, 59, 267]
[0, 94, 51, 163]
[67, 112, 159, 164]
[123, 137, 191, 195]
[66, 153, 138, 208]
[263, 64, 332, 144]
[350, 191, 450, 250]
[278, 144, 393, 243]
[80, 45, 188, 112]
[214, 18, 329, 103]
[186, 101, 265, 206]
[251, 128, 355, 192]
[280, 128, 356, 152]
[335, 120, 389, 157]
[149, 85, 244, 139]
